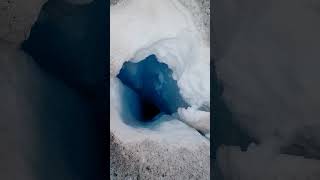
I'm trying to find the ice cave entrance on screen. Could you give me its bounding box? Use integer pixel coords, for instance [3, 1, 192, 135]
[117, 55, 189, 122]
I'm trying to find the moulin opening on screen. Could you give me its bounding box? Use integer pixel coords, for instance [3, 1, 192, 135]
[117, 54, 189, 122]
[140, 98, 161, 121]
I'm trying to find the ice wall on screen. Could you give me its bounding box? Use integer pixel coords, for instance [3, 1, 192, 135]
[118, 55, 189, 116]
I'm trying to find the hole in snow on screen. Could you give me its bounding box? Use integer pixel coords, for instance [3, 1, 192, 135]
[140, 99, 161, 121]
[117, 54, 189, 122]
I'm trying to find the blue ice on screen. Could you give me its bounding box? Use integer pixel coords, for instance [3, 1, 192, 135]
[117, 55, 189, 118]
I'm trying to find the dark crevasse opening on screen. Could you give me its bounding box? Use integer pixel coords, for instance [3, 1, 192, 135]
[140, 98, 162, 121]
[117, 55, 189, 122]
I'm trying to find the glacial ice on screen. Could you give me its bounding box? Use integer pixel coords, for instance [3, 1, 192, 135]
[110, 0, 210, 137]
[176, 107, 210, 136]
[110, 77, 209, 146]
[118, 55, 189, 118]
[110, 0, 210, 108]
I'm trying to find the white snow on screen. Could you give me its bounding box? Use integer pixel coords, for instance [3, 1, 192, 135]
[176, 107, 210, 135]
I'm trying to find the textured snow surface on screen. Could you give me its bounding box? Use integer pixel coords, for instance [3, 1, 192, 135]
[110, 76, 210, 178]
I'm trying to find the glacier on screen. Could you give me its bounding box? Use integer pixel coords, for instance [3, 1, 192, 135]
[110, 0, 210, 135]
[110, 0, 210, 178]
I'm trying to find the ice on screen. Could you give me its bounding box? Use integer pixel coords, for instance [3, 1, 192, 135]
[132, 33, 210, 109]
[176, 107, 210, 135]
[110, 0, 210, 109]
[110, 0, 210, 139]
[110, 77, 209, 147]
[110, 0, 194, 76]
[118, 55, 189, 116]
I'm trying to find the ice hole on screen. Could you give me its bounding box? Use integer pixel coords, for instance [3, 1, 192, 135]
[117, 55, 189, 122]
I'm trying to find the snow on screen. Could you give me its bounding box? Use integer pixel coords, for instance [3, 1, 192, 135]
[176, 107, 210, 135]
